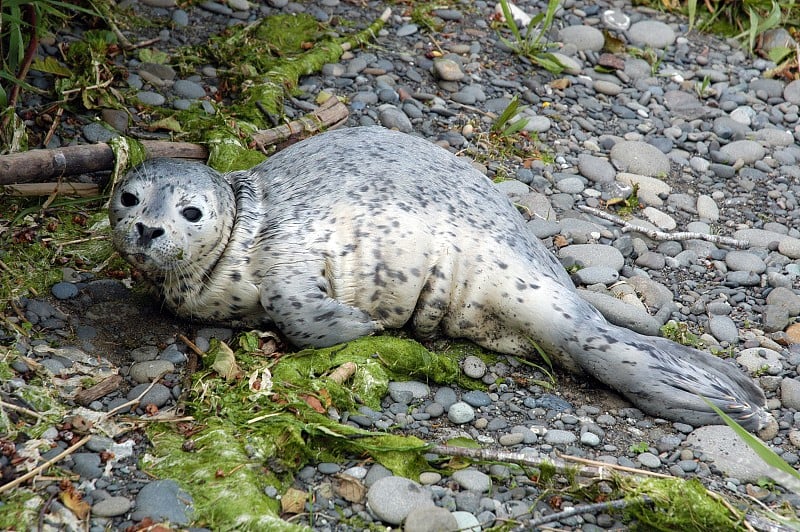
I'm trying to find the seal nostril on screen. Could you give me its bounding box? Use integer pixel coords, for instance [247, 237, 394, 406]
[135, 222, 165, 245]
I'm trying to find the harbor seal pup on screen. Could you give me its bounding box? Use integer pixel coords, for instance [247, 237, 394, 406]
[109, 126, 769, 431]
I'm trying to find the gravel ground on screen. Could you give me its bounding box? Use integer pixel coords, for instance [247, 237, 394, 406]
[3, 0, 800, 530]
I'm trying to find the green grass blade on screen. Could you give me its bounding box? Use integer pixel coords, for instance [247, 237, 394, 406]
[702, 397, 800, 492]
[499, 0, 523, 43]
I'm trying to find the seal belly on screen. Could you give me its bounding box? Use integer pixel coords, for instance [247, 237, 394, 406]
[322, 204, 442, 329]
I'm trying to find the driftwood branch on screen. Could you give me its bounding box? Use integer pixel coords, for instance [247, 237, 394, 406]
[74, 374, 123, 406]
[2, 182, 100, 197]
[578, 205, 750, 249]
[251, 96, 348, 151]
[0, 98, 349, 187]
[428, 444, 671, 480]
[0, 141, 207, 185]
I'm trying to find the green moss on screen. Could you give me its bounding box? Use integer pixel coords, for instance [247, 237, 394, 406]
[0, 490, 42, 530]
[625, 478, 744, 531]
[0, 195, 112, 306]
[143, 335, 492, 529]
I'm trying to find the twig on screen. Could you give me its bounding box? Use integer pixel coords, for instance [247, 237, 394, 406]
[179, 333, 205, 357]
[42, 106, 64, 148]
[428, 444, 612, 479]
[527, 496, 652, 527]
[0, 399, 48, 420]
[578, 205, 750, 248]
[103, 377, 164, 418]
[250, 97, 349, 152]
[556, 452, 674, 479]
[2, 183, 100, 197]
[0, 434, 91, 494]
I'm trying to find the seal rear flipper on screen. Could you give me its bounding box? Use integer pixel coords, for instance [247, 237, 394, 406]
[572, 325, 769, 431]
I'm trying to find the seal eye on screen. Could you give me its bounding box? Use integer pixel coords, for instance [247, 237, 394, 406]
[182, 207, 202, 222]
[120, 192, 139, 207]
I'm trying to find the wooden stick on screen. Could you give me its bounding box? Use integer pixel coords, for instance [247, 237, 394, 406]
[2, 182, 100, 197]
[0, 434, 91, 494]
[0, 99, 350, 186]
[0, 141, 207, 185]
[578, 205, 750, 249]
[0, 399, 48, 420]
[251, 97, 349, 152]
[74, 374, 123, 406]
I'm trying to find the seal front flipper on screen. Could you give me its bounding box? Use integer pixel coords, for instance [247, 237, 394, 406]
[259, 262, 381, 348]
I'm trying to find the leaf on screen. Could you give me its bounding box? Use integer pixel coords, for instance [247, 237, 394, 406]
[61, 487, 90, 519]
[239, 331, 260, 353]
[280, 487, 307, 514]
[139, 48, 170, 64]
[767, 46, 793, 64]
[149, 116, 183, 133]
[333, 474, 366, 503]
[212, 341, 243, 381]
[300, 393, 325, 413]
[31, 57, 71, 77]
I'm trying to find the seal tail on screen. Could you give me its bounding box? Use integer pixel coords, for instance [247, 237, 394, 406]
[563, 310, 770, 431]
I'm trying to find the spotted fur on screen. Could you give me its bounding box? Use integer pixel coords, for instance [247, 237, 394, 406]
[109, 126, 769, 431]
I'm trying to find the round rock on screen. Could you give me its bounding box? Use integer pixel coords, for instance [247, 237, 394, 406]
[366, 476, 433, 525]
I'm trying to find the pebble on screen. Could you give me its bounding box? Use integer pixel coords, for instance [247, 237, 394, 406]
[461, 355, 487, 378]
[366, 476, 433, 525]
[51, 282, 79, 300]
[129, 360, 175, 383]
[447, 402, 475, 424]
[452, 469, 492, 492]
[543, 429, 577, 445]
[610, 141, 671, 177]
[627, 20, 676, 48]
[404, 506, 458, 532]
[92, 496, 133, 517]
[131, 480, 193, 525]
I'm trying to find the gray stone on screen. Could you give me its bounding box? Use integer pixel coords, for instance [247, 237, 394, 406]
[577, 154, 615, 183]
[71, 453, 102, 479]
[132, 479, 193, 525]
[637, 452, 661, 469]
[378, 106, 413, 132]
[366, 476, 433, 525]
[173, 79, 205, 99]
[610, 141, 671, 177]
[737, 348, 782, 376]
[447, 402, 475, 424]
[129, 359, 175, 383]
[560, 244, 625, 271]
[388, 380, 429, 399]
[558, 25, 604, 52]
[628, 20, 676, 48]
[51, 282, 79, 300]
[452, 468, 492, 492]
[720, 140, 765, 164]
[544, 429, 577, 445]
[687, 426, 789, 484]
[92, 496, 133, 517]
[461, 356, 487, 379]
[724, 251, 766, 273]
[126, 383, 171, 408]
[781, 378, 800, 411]
[403, 506, 458, 532]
